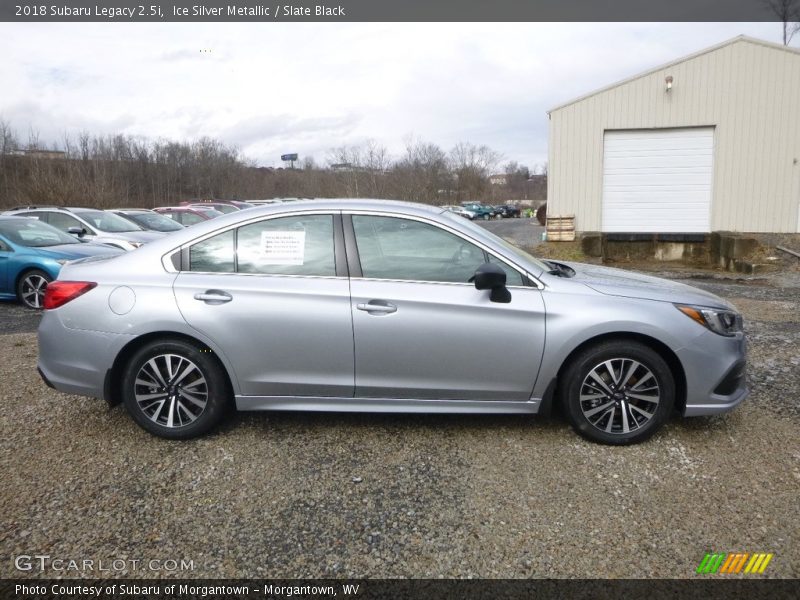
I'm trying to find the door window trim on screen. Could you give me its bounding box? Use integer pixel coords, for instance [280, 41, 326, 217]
[342, 211, 542, 289]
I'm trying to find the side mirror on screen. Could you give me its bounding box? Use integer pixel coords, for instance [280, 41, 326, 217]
[470, 263, 511, 303]
[67, 227, 86, 238]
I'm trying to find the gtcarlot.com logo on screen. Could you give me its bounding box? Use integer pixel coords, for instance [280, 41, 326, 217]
[696, 552, 774, 574]
[14, 555, 194, 573]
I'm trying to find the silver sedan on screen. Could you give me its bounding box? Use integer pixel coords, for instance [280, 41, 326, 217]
[37, 200, 747, 444]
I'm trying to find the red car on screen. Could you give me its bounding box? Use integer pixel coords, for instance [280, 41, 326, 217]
[153, 205, 224, 226]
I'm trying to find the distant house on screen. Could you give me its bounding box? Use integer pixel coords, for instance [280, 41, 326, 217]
[15, 149, 66, 160]
[547, 36, 800, 234]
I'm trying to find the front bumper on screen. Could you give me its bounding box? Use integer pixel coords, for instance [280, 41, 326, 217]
[677, 330, 749, 417]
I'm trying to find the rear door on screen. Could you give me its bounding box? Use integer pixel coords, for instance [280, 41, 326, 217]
[173, 211, 354, 398]
[346, 213, 545, 401]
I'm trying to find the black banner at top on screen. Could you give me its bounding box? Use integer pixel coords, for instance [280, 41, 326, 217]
[0, 0, 788, 22]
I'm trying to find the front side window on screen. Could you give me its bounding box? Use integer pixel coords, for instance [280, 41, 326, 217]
[187, 214, 335, 277]
[48, 212, 84, 232]
[353, 215, 505, 284]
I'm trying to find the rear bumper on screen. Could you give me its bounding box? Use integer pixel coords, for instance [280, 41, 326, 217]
[37, 310, 130, 401]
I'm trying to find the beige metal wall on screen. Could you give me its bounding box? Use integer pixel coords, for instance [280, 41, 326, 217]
[547, 38, 800, 233]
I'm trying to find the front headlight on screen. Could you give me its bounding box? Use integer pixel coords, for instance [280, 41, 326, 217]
[56, 259, 70, 265]
[676, 304, 743, 337]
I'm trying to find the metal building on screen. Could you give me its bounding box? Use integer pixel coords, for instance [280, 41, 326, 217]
[547, 36, 800, 234]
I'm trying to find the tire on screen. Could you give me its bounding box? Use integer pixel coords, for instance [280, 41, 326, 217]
[482, 214, 490, 221]
[17, 269, 52, 309]
[122, 339, 230, 439]
[560, 340, 674, 445]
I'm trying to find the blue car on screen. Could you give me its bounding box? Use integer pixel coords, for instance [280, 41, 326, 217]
[0, 216, 123, 308]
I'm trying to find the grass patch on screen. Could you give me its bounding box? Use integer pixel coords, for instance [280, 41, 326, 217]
[527, 240, 587, 262]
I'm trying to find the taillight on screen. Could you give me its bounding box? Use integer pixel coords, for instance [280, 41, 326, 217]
[43, 281, 97, 310]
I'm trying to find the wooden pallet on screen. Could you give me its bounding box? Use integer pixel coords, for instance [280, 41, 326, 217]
[545, 214, 575, 241]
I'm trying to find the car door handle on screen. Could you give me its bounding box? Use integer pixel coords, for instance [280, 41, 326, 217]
[193, 290, 232, 304]
[356, 301, 397, 314]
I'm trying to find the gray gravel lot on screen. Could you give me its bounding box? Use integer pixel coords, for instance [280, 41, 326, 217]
[0, 226, 798, 579]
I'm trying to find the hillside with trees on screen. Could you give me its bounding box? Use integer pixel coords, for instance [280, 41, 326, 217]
[0, 121, 545, 209]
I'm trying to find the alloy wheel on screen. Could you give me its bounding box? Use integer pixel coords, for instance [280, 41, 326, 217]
[20, 273, 50, 309]
[133, 354, 208, 428]
[579, 358, 660, 435]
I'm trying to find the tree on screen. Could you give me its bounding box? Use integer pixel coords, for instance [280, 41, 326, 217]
[448, 142, 501, 202]
[764, 0, 800, 45]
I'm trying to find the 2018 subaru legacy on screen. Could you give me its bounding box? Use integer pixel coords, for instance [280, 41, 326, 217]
[37, 200, 747, 444]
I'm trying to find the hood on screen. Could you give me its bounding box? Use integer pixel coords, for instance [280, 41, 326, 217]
[30, 243, 124, 260]
[553, 261, 734, 310]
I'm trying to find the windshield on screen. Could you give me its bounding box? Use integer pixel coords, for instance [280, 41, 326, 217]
[74, 209, 144, 232]
[0, 218, 80, 247]
[442, 211, 549, 273]
[124, 211, 184, 232]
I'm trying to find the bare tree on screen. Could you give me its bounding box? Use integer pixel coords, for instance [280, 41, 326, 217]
[764, 0, 800, 45]
[448, 142, 501, 202]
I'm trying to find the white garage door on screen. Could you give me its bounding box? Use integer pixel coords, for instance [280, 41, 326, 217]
[602, 128, 714, 233]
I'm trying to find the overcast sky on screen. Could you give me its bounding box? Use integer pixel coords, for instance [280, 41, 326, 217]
[0, 22, 791, 169]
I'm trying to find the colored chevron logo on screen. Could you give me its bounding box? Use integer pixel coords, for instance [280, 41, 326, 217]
[696, 552, 774, 574]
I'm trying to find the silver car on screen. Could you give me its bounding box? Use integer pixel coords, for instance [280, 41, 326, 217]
[37, 200, 747, 444]
[3, 206, 165, 251]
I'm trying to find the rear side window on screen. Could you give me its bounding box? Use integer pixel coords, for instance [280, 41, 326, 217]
[187, 214, 335, 277]
[190, 230, 234, 272]
[237, 215, 335, 276]
[181, 212, 205, 226]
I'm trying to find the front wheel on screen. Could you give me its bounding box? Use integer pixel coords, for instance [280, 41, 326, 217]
[17, 269, 52, 309]
[560, 340, 675, 445]
[122, 339, 230, 439]
[482, 214, 490, 221]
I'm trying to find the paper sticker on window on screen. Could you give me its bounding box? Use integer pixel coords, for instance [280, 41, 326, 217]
[260, 230, 306, 265]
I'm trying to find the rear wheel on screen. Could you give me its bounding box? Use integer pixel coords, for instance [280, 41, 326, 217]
[561, 340, 674, 445]
[17, 269, 52, 309]
[122, 339, 230, 439]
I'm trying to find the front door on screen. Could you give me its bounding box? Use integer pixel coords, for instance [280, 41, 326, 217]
[347, 214, 545, 401]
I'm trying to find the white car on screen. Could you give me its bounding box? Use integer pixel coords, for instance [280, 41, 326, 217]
[442, 205, 476, 220]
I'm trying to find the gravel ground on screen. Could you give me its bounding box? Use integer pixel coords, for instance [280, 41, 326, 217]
[0, 266, 798, 579]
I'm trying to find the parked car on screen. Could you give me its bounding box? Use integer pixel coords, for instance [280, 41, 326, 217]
[460, 202, 495, 220]
[247, 198, 307, 206]
[154, 206, 224, 226]
[442, 205, 477, 219]
[181, 200, 255, 213]
[2, 206, 165, 251]
[38, 199, 747, 445]
[495, 204, 521, 218]
[0, 216, 122, 308]
[111, 209, 185, 233]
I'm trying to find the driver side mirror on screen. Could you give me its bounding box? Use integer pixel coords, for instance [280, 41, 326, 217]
[67, 226, 86, 238]
[470, 263, 511, 303]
